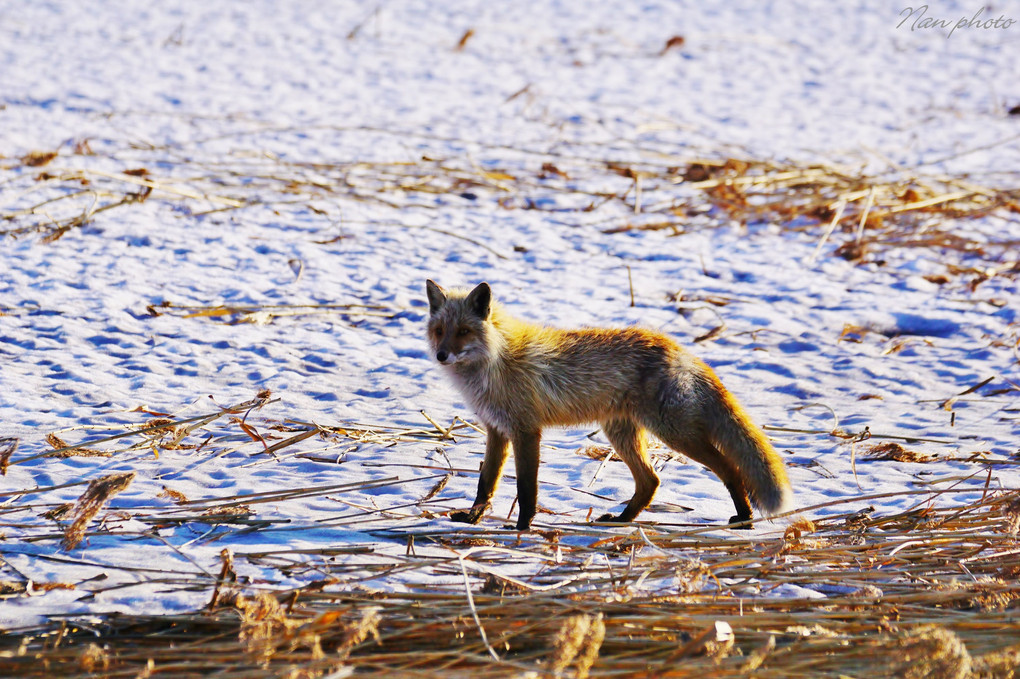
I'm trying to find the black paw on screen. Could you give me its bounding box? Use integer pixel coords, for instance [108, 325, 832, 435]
[595, 513, 624, 523]
[515, 518, 534, 531]
[450, 508, 482, 524]
[728, 514, 754, 530]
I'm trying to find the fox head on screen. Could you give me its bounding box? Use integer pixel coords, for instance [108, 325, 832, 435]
[425, 280, 493, 367]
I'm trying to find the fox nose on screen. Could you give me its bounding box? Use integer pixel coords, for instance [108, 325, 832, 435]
[436, 350, 449, 363]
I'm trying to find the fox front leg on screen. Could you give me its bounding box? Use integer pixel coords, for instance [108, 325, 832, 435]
[451, 428, 509, 524]
[511, 429, 542, 531]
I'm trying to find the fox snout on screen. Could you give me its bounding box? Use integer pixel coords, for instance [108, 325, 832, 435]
[431, 328, 466, 365]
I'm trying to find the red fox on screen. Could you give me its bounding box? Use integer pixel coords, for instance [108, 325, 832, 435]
[425, 280, 792, 531]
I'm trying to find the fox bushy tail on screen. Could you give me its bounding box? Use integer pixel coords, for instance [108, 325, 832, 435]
[707, 388, 792, 515]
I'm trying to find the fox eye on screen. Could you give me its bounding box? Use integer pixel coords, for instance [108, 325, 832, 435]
[433, 327, 444, 338]
[456, 327, 470, 337]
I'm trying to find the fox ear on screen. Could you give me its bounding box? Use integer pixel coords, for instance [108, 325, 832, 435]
[425, 279, 447, 314]
[466, 282, 491, 319]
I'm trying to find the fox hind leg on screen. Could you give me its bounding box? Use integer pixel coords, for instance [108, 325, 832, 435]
[687, 439, 753, 528]
[659, 433, 753, 529]
[597, 419, 660, 523]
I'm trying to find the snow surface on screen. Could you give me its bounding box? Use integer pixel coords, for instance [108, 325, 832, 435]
[1, 0, 1018, 628]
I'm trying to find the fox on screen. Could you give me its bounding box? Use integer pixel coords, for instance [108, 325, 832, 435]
[425, 279, 792, 531]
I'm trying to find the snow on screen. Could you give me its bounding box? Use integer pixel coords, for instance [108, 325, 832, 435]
[1, 0, 1018, 629]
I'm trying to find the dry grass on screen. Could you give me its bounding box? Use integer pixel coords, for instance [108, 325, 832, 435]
[2, 130, 1017, 281]
[2, 473, 1019, 677]
[9, 398, 1020, 679]
[657, 157, 1020, 268]
[548, 612, 605, 678]
[0, 438, 17, 474]
[862, 441, 940, 463]
[0, 396, 1018, 676]
[144, 301, 397, 326]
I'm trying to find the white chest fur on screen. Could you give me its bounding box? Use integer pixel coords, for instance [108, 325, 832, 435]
[445, 363, 514, 437]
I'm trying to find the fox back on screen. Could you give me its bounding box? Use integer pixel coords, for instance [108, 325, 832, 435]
[426, 280, 730, 437]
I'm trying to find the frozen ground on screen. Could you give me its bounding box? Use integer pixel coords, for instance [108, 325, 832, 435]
[1, 1, 1018, 628]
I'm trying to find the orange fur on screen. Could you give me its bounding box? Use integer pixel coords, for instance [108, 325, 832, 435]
[426, 280, 792, 530]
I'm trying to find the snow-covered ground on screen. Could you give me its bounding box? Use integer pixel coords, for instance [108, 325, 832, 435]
[1, 0, 1018, 628]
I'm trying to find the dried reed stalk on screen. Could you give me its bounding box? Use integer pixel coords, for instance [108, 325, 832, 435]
[0, 437, 17, 475]
[548, 612, 605, 678]
[61, 472, 135, 550]
[236, 592, 302, 664]
[208, 548, 238, 611]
